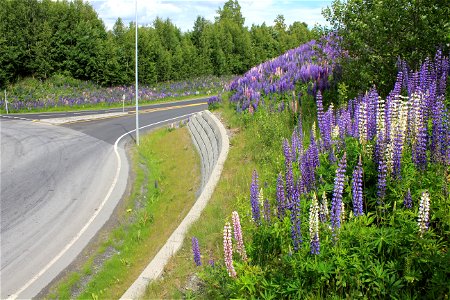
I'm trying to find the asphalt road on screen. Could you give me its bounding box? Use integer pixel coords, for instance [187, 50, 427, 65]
[0, 98, 207, 299]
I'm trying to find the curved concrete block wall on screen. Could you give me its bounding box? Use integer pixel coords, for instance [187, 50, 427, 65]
[121, 110, 229, 300]
[187, 111, 222, 192]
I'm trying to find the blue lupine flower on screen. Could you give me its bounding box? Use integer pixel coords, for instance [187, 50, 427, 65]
[404, 189, 413, 209]
[250, 170, 261, 223]
[192, 237, 201, 266]
[352, 156, 364, 216]
[331, 152, 347, 238]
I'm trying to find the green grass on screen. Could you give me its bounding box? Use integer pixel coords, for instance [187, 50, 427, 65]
[143, 99, 298, 298]
[46, 124, 200, 299]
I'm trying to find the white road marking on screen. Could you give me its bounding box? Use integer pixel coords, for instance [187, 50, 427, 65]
[8, 112, 197, 300]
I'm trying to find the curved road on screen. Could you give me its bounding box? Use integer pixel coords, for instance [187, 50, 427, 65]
[0, 98, 207, 299]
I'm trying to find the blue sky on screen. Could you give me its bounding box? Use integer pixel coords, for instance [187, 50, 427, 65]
[87, 0, 333, 31]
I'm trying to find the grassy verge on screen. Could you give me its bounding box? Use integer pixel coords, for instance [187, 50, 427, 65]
[143, 100, 297, 298]
[46, 125, 200, 299]
[1, 94, 210, 115]
[1, 74, 228, 114]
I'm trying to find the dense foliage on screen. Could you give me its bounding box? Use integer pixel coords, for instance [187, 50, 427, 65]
[0, 0, 316, 89]
[192, 40, 450, 298]
[323, 0, 450, 97]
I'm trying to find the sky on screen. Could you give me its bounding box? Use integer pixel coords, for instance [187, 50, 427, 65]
[86, 0, 333, 31]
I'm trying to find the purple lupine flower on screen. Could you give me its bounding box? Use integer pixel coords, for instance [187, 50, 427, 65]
[283, 139, 295, 203]
[331, 152, 347, 238]
[404, 189, 413, 209]
[352, 156, 364, 216]
[413, 121, 428, 170]
[337, 108, 351, 148]
[323, 106, 334, 150]
[290, 181, 302, 251]
[351, 100, 360, 138]
[250, 170, 261, 223]
[276, 173, 286, 219]
[418, 191, 430, 237]
[208, 259, 215, 267]
[300, 148, 317, 194]
[232, 211, 247, 261]
[431, 99, 444, 163]
[309, 131, 320, 170]
[192, 237, 202, 266]
[291, 128, 301, 162]
[368, 89, 379, 141]
[263, 199, 271, 223]
[309, 192, 320, 255]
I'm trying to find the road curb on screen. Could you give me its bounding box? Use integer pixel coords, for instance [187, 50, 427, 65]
[120, 110, 229, 300]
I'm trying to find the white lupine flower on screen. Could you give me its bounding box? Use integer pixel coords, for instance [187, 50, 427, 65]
[340, 201, 346, 223]
[312, 121, 317, 140]
[418, 191, 431, 237]
[409, 92, 423, 143]
[332, 125, 340, 140]
[319, 191, 329, 222]
[398, 101, 409, 145]
[309, 193, 320, 254]
[376, 97, 385, 139]
[259, 188, 264, 207]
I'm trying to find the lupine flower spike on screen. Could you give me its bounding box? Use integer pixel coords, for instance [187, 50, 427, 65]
[319, 191, 329, 223]
[352, 155, 364, 216]
[232, 211, 248, 261]
[418, 191, 430, 237]
[192, 237, 201, 266]
[250, 170, 261, 223]
[223, 222, 236, 277]
[404, 189, 413, 209]
[331, 152, 347, 239]
[263, 199, 271, 223]
[309, 193, 320, 255]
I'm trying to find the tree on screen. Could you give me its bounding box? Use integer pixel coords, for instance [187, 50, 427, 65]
[216, 0, 245, 27]
[274, 14, 289, 53]
[323, 0, 450, 96]
[287, 21, 312, 49]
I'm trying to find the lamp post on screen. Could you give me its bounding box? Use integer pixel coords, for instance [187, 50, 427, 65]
[135, 0, 140, 145]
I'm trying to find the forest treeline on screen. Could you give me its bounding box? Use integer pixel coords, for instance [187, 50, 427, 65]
[0, 0, 318, 88]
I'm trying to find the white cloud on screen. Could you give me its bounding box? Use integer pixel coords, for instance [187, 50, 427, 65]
[87, 0, 331, 31]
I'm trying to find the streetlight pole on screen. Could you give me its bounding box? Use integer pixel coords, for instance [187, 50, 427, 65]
[135, 0, 140, 145]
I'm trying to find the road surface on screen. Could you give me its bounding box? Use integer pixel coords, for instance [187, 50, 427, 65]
[0, 98, 207, 299]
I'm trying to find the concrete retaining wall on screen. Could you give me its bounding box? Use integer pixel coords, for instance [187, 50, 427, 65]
[187, 111, 221, 192]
